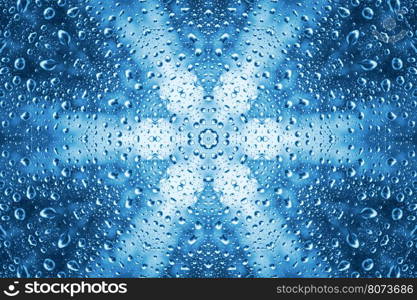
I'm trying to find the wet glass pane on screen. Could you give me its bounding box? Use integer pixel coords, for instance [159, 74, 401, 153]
[0, 0, 416, 278]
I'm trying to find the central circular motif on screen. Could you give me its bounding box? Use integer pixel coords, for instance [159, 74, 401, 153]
[198, 128, 219, 149]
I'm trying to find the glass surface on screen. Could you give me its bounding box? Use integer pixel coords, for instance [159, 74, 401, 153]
[0, 0, 416, 278]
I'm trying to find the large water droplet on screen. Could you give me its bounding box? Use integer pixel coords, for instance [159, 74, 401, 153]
[40, 59, 57, 71]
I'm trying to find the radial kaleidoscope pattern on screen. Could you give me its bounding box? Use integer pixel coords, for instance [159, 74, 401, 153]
[0, 0, 417, 278]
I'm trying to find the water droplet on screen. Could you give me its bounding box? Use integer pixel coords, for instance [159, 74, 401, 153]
[14, 208, 26, 221]
[361, 7, 374, 20]
[17, 0, 30, 13]
[14, 57, 26, 70]
[360, 59, 378, 71]
[381, 186, 391, 199]
[346, 30, 359, 45]
[392, 208, 403, 221]
[40, 59, 57, 71]
[360, 207, 378, 219]
[58, 30, 71, 46]
[43, 7, 55, 20]
[67, 7, 80, 18]
[362, 258, 374, 271]
[43, 258, 56, 271]
[338, 7, 351, 18]
[26, 79, 36, 92]
[338, 260, 350, 271]
[26, 185, 36, 200]
[40, 208, 57, 219]
[58, 233, 71, 248]
[392, 58, 403, 70]
[66, 260, 79, 271]
[346, 233, 360, 248]
[381, 79, 391, 92]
